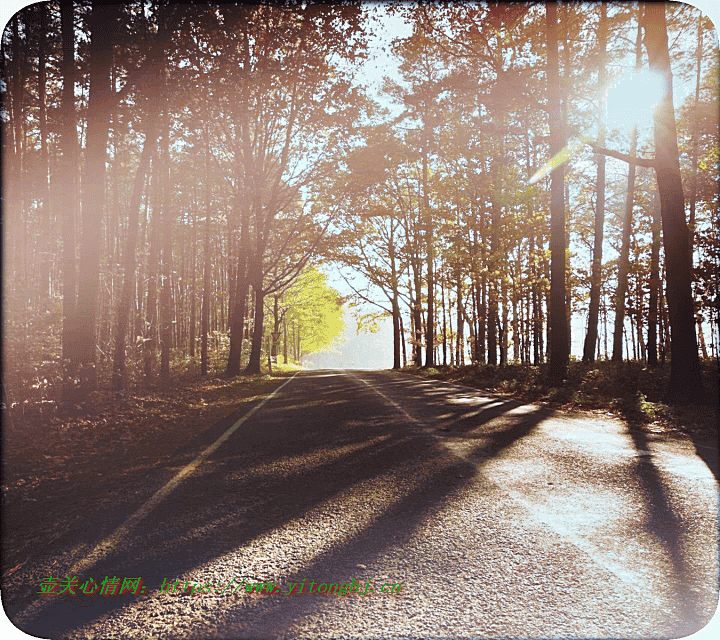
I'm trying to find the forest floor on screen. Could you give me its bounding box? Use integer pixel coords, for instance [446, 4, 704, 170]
[2, 367, 300, 579]
[405, 359, 718, 446]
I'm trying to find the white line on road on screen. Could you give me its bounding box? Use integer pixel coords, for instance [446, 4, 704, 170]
[346, 371, 428, 429]
[70, 373, 298, 576]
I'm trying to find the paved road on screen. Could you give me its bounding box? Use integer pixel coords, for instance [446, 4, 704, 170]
[7, 370, 719, 639]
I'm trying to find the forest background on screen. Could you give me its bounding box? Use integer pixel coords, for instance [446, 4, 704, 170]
[1, 0, 718, 437]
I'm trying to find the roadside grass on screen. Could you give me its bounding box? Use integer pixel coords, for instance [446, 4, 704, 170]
[404, 359, 718, 439]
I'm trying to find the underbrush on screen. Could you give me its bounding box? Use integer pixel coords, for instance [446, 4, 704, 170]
[405, 359, 718, 436]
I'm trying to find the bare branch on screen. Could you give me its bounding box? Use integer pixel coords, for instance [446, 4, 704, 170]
[589, 143, 656, 168]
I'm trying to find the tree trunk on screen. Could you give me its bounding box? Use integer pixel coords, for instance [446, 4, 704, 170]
[189, 202, 197, 358]
[546, 1, 569, 381]
[687, 15, 703, 262]
[283, 316, 288, 364]
[456, 263, 464, 366]
[159, 104, 172, 386]
[411, 254, 423, 366]
[647, 192, 661, 367]
[642, 3, 705, 403]
[60, 0, 78, 401]
[225, 209, 249, 375]
[144, 156, 159, 382]
[200, 156, 212, 376]
[37, 3, 51, 303]
[488, 196, 500, 366]
[611, 121, 638, 362]
[612, 23, 643, 362]
[244, 259, 265, 375]
[112, 124, 156, 391]
[582, 1, 607, 363]
[73, 2, 119, 398]
[422, 131, 435, 367]
[441, 278, 447, 366]
[389, 228, 401, 369]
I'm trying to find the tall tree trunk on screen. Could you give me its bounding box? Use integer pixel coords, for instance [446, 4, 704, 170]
[411, 253, 423, 366]
[647, 192, 661, 367]
[687, 15, 703, 262]
[456, 263, 464, 366]
[73, 2, 119, 398]
[112, 125, 156, 391]
[144, 157, 159, 382]
[512, 278, 520, 362]
[60, 0, 78, 401]
[582, 1, 607, 363]
[159, 106, 172, 386]
[441, 278, 447, 366]
[10, 15, 26, 289]
[200, 149, 212, 376]
[189, 202, 197, 358]
[611, 121, 638, 362]
[226, 78, 252, 376]
[530, 231, 541, 365]
[283, 316, 288, 364]
[546, 1, 569, 381]
[389, 228, 401, 369]
[612, 23, 643, 362]
[636, 268, 646, 362]
[422, 130, 435, 367]
[642, 3, 704, 403]
[38, 3, 51, 303]
[488, 198, 499, 366]
[244, 258, 265, 375]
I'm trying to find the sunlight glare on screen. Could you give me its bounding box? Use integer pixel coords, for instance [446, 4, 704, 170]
[605, 70, 665, 133]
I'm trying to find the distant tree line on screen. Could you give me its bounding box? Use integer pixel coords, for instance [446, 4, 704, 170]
[2, 1, 716, 412]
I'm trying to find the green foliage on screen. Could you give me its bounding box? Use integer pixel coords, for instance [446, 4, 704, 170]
[284, 267, 346, 357]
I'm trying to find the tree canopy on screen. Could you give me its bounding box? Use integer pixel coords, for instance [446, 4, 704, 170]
[1, 0, 717, 412]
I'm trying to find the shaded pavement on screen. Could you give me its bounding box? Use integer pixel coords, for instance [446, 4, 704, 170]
[3, 370, 718, 638]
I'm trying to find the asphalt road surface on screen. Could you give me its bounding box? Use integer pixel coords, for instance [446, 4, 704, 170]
[6, 370, 719, 639]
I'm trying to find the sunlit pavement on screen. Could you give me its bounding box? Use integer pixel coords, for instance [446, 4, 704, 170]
[6, 370, 718, 639]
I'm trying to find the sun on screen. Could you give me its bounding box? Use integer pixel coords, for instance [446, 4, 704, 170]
[605, 69, 666, 133]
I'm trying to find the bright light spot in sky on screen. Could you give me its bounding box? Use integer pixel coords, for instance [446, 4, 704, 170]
[605, 70, 665, 133]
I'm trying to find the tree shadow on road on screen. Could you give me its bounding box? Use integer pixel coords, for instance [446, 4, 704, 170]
[624, 420, 715, 636]
[7, 370, 550, 639]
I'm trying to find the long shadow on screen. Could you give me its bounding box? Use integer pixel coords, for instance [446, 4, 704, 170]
[684, 405, 719, 483]
[7, 370, 549, 639]
[203, 401, 552, 638]
[625, 421, 714, 635]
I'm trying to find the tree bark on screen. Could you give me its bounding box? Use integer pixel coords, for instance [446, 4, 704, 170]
[546, 1, 569, 381]
[37, 3, 51, 303]
[144, 157, 159, 383]
[687, 15, 703, 261]
[642, 3, 705, 403]
[159, 105, 172, 386]
[73, 2, 120, 398]
[60, 0, 78, 401]
[582, 1, 607, 363]
[647, 193, 661, 367]
[244, 258, 265, 375]
[389, 226, 401, 369]
[200, 141, 212, 376]
[112, 124, 156, 391]
[422, 129, 435, 367]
